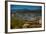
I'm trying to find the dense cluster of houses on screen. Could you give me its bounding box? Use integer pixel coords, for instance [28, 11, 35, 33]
[11, 9, 42, 28]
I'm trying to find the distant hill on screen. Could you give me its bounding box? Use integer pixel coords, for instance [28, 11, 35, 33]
[16, 9, 41, 14]
[11, 9, 41, 14]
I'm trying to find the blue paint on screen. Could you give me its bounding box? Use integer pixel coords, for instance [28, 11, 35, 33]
[10, 5, 42, 12]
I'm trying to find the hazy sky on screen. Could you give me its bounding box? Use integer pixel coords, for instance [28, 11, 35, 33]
[11, 5, 42, 12]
